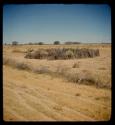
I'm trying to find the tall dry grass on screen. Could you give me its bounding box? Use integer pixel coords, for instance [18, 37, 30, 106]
[3, 56, 111, 89]
[3, 57, 30, 70]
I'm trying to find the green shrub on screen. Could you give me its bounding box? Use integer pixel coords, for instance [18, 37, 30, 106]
[54, 41, 60, 45]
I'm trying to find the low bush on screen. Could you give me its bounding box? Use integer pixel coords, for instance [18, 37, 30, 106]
[3, 57, 30, 71]
[3, 57, 16, 66]
[15, 62, 30, 70]
[3, 57, 110, 89]
[65, 50, 74, 59]
[72, 62, 79, 68]
[65, 72, 79, 83]
[33, 66, 50, 74]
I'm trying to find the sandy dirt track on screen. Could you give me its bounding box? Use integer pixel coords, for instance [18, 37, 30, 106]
[3, 65, 111, 121]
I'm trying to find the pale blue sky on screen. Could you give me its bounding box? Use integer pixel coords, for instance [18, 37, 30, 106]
[3, 4, 111, 44]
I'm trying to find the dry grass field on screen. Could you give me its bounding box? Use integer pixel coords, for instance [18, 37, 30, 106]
[3, 44, 111, 121]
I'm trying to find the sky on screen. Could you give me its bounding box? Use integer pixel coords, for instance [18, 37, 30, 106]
[3, 4, 111, 44]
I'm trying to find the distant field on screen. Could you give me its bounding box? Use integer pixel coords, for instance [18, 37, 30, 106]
[3, 43, 111, 121]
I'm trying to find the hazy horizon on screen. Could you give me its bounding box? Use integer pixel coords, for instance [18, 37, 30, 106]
[3, 4, 111, 44]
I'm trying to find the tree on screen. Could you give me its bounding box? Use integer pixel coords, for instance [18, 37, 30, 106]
[65, 41, 81, 45]
[65, 41, 72, 45]
[73, 42, 81, 44]
[38, 42, 44, 45]
[54, 41, 60, 45]
[12, 41, 18, 45]
[28, 42, 33, 45]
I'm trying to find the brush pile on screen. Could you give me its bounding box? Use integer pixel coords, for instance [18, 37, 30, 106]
[25, 48, 100, 60]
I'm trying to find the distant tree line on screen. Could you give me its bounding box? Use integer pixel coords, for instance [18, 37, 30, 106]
[12, 41, 18, 45]
[101, 42, 111, 44]
[5, 41, 82, 45]
[28, 42, 44, 45]
[54, 41, 60, 45]
[64, 41, 81, 45]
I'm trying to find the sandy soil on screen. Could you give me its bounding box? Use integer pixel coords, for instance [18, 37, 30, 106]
[3, 44, 111, 121]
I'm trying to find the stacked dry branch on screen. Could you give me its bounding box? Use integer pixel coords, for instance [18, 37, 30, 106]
[25, 48, 100, 60]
